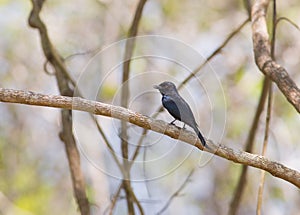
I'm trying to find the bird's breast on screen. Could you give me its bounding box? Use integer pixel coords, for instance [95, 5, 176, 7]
[162, 95, 172, 102]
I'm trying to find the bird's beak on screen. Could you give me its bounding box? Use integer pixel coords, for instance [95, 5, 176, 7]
[153, 85, 160, 89]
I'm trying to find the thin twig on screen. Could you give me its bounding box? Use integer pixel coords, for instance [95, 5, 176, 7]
[178, 17, 250, 90]
[257, 1, 276, 214]
[120, 1, 148, 214]
[156, 169, 195, 215]
[143, 146, 151, 198]
[271, 0, 277, 58]
[130, 17, 250, 167]
[129, 129, 147, 166]
[276, 17, 300, 31]
[129, 182, 145, 215]
[243, 0, 252, 18]
[120, 0, 148, 163]
[228, 77, 270, 215]
[90, 115, 125, 175]
[256, 83, 273, 215]
[108, 183, 123, 215]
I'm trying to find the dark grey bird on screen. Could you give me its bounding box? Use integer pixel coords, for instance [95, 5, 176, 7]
[154, 81, 206, 147]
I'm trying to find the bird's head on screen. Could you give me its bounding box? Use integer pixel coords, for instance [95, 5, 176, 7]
[153, 81, 178, 95]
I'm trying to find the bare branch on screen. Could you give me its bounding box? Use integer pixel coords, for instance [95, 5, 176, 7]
[130, 17, 251, 167]
[120, 0, 148, 214]
[228, 77, 270, 215]
[179, 18, 250, 90]
[125, 180, 145, 215]
[257, 83, 273, 215]
[156, 169, 194, 215]
[257, 2, 276, 213]
[229, 1, 288, 213]
[121, 0, 148, 163]
[1, 88, 300, 188]
[28, 1, 90, 214]
[108, 183, 123, 215]
[276, 17, 300, 31]
[90, 115, 125, 175]
[251, 0, 300, 112]
[243, 0, 252, 18]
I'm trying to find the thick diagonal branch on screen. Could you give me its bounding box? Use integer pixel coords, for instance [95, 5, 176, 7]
[251, 0, 300, 112]
[1, 88, 299, 189]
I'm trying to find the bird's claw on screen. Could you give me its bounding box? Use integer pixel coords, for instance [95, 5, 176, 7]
[169, 119, 177, 125]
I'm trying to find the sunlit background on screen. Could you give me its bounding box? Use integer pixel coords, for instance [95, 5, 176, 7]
[0, 0, 300, 214]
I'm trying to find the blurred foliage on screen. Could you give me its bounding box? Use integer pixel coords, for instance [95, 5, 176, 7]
[98, 83, 117, 101]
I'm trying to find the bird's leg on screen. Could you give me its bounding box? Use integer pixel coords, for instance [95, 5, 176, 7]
[182, 123, 186, 130]
[169, 119, 177, 125]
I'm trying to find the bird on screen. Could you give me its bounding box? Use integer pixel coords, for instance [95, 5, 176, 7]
[153, 81, 206, 147]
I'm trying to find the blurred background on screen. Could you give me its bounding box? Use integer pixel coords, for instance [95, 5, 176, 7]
[0, 0, 299, 214]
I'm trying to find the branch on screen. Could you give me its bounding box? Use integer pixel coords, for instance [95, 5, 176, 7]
[156, 169, 194, 215]
[179, 17, 250, 90]
[1, 88, 300, 188]
[108, 183, 122, 215]
[251, 0, 300, 113]
[28, 1, 90, 214]
[257, 2, 276, 213]
[90, 115, 125, 175]
[120, 1, 148, 214]
[257, 82, 273, 215]
[228, 77, 270, 215]
[130, 17, 251, 166]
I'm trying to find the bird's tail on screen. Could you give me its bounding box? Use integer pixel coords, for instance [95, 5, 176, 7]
[193, 127, 206, 147]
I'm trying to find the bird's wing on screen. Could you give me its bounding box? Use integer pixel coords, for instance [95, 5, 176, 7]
[180, 98, 198, 128]
[162, 95, 181, 120]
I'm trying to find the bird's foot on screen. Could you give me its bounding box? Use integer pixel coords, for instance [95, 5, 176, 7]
[182, 124, 186, 130]
[169, 119, 177, 125]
